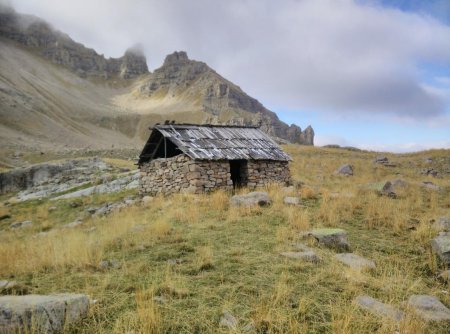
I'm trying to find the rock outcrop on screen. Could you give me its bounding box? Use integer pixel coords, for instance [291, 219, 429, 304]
[0, 7, 148, 79]
[139, 51, 314, 145]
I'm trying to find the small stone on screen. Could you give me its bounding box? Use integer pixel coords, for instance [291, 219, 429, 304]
[64, 220, 83, 229]
[86, 207, 97, 214]
[380, 179, 407, 198]
[374, 156, 389, 164]
[219, 310, 238, 329]
[10, 221, 32, 229]
[230, 192, 272, 207]
[280, 251, 320, 262]
[355, 295, 404, 321]
[283, 197, 301, 205]
[307, 228, 349, 251]
[47, 206, 57, 212]
[153, 296, 167, 304]
[407, 295, 450, 322]
[335, 253, 376, 270]
[99, 259, 121, 270]
[421, 181, 441, 191]
[334, 164, 353, 176]
[430, 232, 450, 265]
[242, 321, 256, 333]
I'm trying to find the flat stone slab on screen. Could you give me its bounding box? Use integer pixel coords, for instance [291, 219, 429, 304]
[335, 253, 376, 270]
[280, 251, 320, 263]
[0, 294, 89, 333]
[355, 295, 405, 321]
[307, 228, 349, 251]
[230, 192, 272, 207]
[430, 232, 450, 265]
[283, 197, 301, 205]
[407, 295, 450, 322]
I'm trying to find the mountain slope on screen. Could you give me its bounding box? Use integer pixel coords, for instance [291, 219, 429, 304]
[0, 6, 314, 163]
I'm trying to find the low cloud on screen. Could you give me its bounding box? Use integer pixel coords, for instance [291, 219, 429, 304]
[8, 0, 450, 119]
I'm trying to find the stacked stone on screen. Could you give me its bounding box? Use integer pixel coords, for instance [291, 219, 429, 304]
[139, 155, 233, 196]
[246, 160, 291, 189]
[140, 155, 291, 196]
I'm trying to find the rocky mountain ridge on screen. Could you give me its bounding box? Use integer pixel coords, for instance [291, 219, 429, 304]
[0, 6, 148, 79]
[0, 6, 314, 166]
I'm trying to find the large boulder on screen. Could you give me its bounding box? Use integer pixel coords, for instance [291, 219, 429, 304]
[0, 294, 89, 333]
[407, 295, 450, 322]
[431, 232, 450, 265]
[230, 192, 272, 207]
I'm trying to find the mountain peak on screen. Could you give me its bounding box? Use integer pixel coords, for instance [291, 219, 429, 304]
[163, 51, 190, 66]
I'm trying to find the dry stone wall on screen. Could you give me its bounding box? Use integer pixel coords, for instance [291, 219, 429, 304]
[139, 155, 291, 196]
[246, 160, 291, 189]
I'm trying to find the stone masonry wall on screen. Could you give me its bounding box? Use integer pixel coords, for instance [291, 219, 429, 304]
[139, 154, 233, 196]
[139, 155, 291, 196]
[246, 160, 292, 189]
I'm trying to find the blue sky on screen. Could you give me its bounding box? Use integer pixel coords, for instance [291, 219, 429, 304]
[7, 0, 450, 152]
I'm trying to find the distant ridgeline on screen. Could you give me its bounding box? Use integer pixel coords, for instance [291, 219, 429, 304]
[0, 5, 314, 149]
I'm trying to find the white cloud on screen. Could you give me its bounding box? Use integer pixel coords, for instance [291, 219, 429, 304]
[7, 0, 450, 120]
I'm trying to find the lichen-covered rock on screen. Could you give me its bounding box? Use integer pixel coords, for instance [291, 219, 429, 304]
[230, 192, 272, 207]
[307, 228, 349, 251]
[0, 294, 89, 333]
[430, 232, 450, 265]
[335, 253, 376, 270]
[407, 295, 450, 322]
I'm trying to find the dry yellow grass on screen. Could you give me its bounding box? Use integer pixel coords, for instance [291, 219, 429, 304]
[0, 147, 449, 333]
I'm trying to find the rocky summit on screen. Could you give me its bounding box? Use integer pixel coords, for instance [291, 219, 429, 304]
[0, 6, 314, 164]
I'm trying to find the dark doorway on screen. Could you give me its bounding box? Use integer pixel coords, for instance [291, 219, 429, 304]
[229, 160, 248, 188]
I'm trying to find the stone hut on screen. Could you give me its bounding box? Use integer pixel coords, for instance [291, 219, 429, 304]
[138, 124, 292, 196]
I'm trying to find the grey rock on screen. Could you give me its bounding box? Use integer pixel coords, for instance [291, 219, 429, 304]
[420, 181, 441, 191]
[355, 295, 404, 321]
[64, 220, 83, 229]
[48, 206, 57, 212]
[334, 164, 353, 176]
[430, 232, 450, 265]
[421, 168, 438, 177]
[86, 207, 97, 214]
[280, 251, 320, 263]
[283, 196, 301, 205]
[407, 295, 450, 322]
[153, 296, 167, 304]
[374, 156, 389, 164]
[10, 221, 32, 229]
[307, 228, 349, 251]
[219, 310, 238, 329]
[380, 179, 407, 198]
[99, 259, 121, 270]
[0, 294, 89, 333]
[335, 253, 376, 270]
[434, 217, 450, 232]
[242, 321, 256, 333]
[230, 192, 272, 207]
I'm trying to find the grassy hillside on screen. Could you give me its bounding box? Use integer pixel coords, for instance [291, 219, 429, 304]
[0, 146, 449, 333]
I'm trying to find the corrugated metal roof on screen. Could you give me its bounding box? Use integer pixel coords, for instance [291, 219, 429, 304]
[138, 124, 291, 163]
